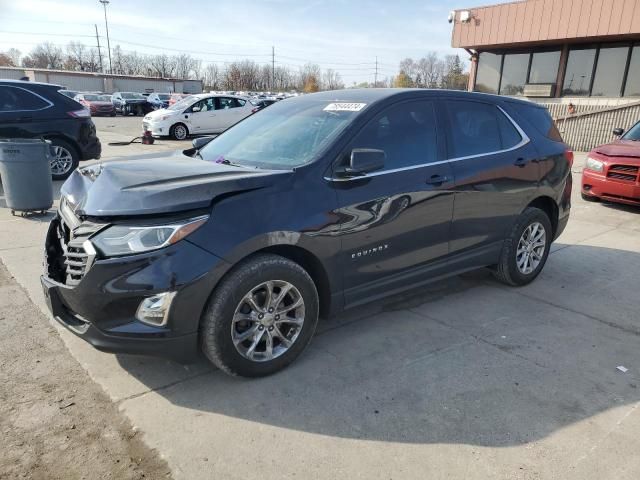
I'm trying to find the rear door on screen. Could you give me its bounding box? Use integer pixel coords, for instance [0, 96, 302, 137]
[443, 99, 540, 259]
[213, 97, 247, 131]
[331, 99, 455, 306]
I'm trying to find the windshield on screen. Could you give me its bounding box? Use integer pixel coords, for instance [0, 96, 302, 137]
[198, 99, 362, 169]
[622, 122, 640, 141]
[83, 94, 104, 101]
[120, 92, 145, 100]
[158, 94, 171, 100]
[168, 96, 195, 110]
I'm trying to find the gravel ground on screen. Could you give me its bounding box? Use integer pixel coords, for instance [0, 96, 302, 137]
[0, 260, 172, 480]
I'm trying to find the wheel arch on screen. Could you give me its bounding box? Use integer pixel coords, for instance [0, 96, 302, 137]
[43, 134, 80, 157]
[526, 196, 559, 237]
[254, 244, 333, 318]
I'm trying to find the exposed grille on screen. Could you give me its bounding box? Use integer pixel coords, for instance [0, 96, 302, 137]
[51, 200, 103, 287]
[607, 164, 639, 183]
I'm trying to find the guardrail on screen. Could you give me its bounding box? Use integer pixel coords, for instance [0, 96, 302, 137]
[538, 101, 640, 152]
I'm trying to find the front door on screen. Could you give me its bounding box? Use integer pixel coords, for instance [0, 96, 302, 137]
[185, 97, 217, 133]
[330, 99, 455, 307]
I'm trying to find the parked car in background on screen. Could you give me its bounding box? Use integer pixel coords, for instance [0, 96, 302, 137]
[42, 89, 571, 377]
[250, 98, 276, 112]
[147, 92, 171, 110]
[74, 93, 116, 117]
[143, 94, 254, 139]
[58, 89, 79, 99]
[111, 91, 153, 116]
[581, 122, 640, 206]
[168, 93, 190, 106]
[0, 80, 101, 180]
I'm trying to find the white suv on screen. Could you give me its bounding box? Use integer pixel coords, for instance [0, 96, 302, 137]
[143, 94, 255, 140]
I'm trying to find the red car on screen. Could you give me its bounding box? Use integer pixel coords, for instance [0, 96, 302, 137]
[75, 93, 116, 117]
[581, 122, 640, 206]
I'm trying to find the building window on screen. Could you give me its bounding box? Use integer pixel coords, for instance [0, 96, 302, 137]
[528, 51, 561, 84]
[624, 45, 640, 97]
[591, 46, 629, 97]
[475, 52, 501, 94]
[562, 48, 597, 96]
[500, 53, 529, 95]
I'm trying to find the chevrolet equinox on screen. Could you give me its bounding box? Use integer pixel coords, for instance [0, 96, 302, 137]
[41, 89, 572, 377]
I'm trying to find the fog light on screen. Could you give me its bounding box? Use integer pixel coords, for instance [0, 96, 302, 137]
[135, 292, 176, 327]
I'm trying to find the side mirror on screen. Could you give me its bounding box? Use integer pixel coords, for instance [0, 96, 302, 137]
[192, 136, 215, 150]
[341, 148, 385, 177]
[613, 127, 624, 136]
[191, 105, 201, 112]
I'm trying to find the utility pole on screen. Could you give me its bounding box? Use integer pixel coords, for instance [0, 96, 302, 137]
[374, 56, 378, 87]
[99, 0, 112, 74]
[94, 24, 104, 73]
[271, 46, 275, 92]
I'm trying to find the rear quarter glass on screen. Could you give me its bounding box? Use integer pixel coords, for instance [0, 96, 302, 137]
[509, 102, 564, 143]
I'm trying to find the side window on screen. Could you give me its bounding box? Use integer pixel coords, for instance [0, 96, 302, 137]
[496, 110, 522, 149]
[350, 100, 438, 170]
[217, 97, 236, 110]
[0, 86, 49, 112]
[236, 98, 246, 107]
[445, 101, 522, 158]
[188, 100, 202, 112]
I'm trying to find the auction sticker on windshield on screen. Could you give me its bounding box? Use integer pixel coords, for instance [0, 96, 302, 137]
[323, 103, 367, 112]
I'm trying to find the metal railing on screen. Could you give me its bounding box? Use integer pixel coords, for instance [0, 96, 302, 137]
[537, 101, 640, 152]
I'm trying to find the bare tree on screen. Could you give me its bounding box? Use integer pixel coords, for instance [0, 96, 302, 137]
[322, 68, 344, 90]
[150, 54, 175, 78]
[203, 63, 221, 90]
[22, 42, 63, 69]
[66, 41, 88, 71]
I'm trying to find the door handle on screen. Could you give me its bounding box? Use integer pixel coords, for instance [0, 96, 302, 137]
[426, 174, 448, 185]
[514, 157, 528, 168]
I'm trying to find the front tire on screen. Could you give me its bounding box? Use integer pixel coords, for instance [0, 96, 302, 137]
[48, 139, 79, 180]
[492, 207, 552, 286]
[170, 123, 188, 140]
[200, 254, 319, 377]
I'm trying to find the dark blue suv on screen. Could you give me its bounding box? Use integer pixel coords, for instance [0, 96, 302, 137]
[41, 89, 572, 377]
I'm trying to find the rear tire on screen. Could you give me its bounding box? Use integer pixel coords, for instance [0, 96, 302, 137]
[492, 207, 552, 286]
[200, 254, 319, 377]
[48, 138, 79, 181]
[581, 192, 599, 202]
[170, 123, 188, 140]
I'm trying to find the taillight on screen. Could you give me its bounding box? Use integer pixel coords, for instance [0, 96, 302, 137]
[67, 108, 91, 118]
[564, 149, 574, 168]
[251, 107, 260, 114]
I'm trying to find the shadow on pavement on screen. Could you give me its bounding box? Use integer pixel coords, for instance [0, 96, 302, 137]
[116, 243, 640, 446]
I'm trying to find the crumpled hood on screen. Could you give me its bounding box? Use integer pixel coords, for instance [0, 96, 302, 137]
[61, 151, 288, 217]
[594, 140, 640, 159]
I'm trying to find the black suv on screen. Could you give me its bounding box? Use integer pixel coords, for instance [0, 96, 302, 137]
[41, 89, 571, 377]
[0, 80, 102, 180]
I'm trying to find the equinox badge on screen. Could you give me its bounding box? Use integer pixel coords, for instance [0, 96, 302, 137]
[352, 244, 389, 259]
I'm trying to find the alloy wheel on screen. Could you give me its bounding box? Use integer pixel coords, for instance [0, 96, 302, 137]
[516, 221, 546, 275]
[50, 146, 74, 176]
[231, 280, 305, 362]
[174, 125, 187, 140]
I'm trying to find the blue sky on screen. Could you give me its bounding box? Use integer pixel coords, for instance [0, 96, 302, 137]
[0, 0, 503, 83]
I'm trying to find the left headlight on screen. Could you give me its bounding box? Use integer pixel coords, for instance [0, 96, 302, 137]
[585, 156, 604, 173]
[91, 215, 209, 257]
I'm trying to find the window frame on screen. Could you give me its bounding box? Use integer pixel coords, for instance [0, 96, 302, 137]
[0, 85, 53, 113]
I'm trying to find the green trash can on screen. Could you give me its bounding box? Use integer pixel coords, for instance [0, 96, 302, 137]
[0, 138, 54, 216]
